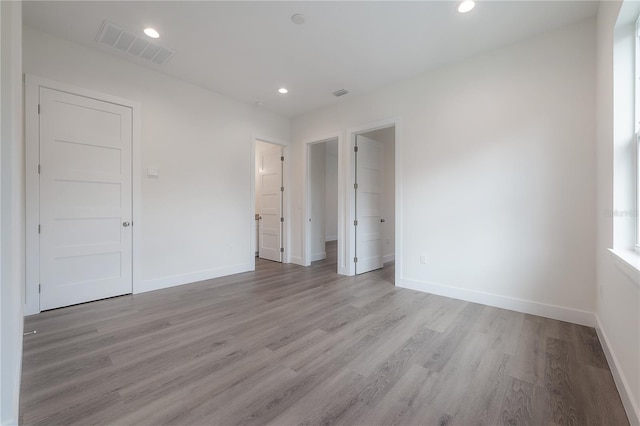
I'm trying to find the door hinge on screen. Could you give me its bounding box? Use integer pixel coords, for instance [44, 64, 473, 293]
[354, 256, 358, 263]
[38, 164, 41, 174]
[354, 219, 358, 226]
[353, 183, 358, 190]
[280, 247, 284, 253]
[38, 224, 41, 234]
[38, 284, 41, 294]
[281, 156, 284, 162]
[354, 146, 358, 153]
[280, 217, 284, 223]
[281, 186, 284, 192]
[38, 104, 41, 115]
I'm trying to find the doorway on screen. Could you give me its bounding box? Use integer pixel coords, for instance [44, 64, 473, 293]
[352, 125, 396, 277]
[255, 140, 285, 262]
[25, 75, 140, 314]
[307, 138, 339, 266]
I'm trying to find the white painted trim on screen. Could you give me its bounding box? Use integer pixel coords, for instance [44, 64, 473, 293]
[325, 235, 338, 242]
[136, 263, 251, 294]
[24, 75, 141, 314]
[310, 252, 327, 262]
[290, 255, 305, 266]
[24, 76, 40, 316]
[398, 278, 595, 327]
[131, 103, 142, 296]
[595, 315, 640, 426]
[302, 132, 344, 272]
[346, 117, 402, 281]
[609, 249, 640, 287]
[383, 253, 395, 264]
[251, 134, 291, 266]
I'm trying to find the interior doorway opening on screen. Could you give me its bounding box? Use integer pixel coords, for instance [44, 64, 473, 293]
[352, 125, 396, 279]
[307, 138, 339, 266]
[254, 140, 285, 263]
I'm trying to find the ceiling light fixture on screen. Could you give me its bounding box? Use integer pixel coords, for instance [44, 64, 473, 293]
[278, 88, 289, 94]
[458, 0, 475, 13]
[144, 27, 160, 38]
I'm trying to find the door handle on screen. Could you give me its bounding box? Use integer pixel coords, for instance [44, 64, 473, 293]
[122, 222, 131, 227]
[380, 219, 386, 223]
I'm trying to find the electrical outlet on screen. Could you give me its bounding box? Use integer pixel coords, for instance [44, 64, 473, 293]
[419, 255, 426, 265]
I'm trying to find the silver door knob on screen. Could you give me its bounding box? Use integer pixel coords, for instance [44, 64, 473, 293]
[122, 222, 130, 227]
[380, 219, 386, 223]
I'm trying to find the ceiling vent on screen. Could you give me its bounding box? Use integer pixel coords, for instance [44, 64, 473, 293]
[96, 21, 175, 65]
[332, 89, 349, 97]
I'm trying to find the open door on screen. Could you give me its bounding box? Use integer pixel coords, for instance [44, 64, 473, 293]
[258, 144, 284, 262]
[354, 135, 383, 274]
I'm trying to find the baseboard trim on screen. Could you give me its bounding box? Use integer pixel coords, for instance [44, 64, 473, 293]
[383, 253, 395, 264]
[135, 263, 251, 294]
[311, 252, 327, 262]
[290, 256, 306, 266]
[326, 235, 337, 242]
[398, 278, 595, 327]
[595, 315, 640, 426]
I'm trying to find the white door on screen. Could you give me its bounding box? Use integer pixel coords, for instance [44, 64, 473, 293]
[354, 135, 383, 274]
[258, 145, 283, 262]
[39, 87, 133, 310]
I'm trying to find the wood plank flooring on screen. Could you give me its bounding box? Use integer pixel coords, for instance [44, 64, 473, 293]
[20, 242, 628, 425]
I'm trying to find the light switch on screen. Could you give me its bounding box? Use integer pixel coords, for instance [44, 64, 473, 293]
[147, 167, 159, 177]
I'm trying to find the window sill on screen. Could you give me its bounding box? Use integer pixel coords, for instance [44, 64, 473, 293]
[608, 249, 640, 288]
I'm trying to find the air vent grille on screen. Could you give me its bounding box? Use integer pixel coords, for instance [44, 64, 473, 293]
[96, 21, 175, 65]
[332, 89, 349, 97]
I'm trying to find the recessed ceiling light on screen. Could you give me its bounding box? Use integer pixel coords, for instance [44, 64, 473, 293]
[278, 88, 289, 94]
[144, 28, 160, 38]
[291, 14, 305, 25]
[458, 0, 475, 13]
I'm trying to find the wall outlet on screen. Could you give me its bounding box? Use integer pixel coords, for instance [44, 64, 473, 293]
[419, 255, 427, 265]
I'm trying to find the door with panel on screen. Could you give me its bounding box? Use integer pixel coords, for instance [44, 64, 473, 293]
[354, 135, 383, 274]
[39, 87, 133, 310]
[258, 144, 284, 262]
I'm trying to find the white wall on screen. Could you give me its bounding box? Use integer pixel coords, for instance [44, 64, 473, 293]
[596, 2, 640, 424]
[309, 142, 327, 260]
[325, 140, 338, 241]
[1, 2, 24, 424]
[292, 18, 597, 325]
[22, 27, 290, 299]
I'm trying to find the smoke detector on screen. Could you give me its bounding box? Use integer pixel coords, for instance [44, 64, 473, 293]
[96, 21, 175, 65]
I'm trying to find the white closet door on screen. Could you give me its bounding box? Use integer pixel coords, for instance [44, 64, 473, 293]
[258, 146, 283, 262]
[39, 87, 133, 310]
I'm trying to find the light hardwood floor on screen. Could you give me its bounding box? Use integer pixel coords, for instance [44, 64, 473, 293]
[20, 242, 628, 425]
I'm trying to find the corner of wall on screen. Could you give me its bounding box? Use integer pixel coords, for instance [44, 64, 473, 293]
[595, 315, 640, 426]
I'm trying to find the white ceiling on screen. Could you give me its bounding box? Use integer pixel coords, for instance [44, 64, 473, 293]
[23, 1, 598, 118]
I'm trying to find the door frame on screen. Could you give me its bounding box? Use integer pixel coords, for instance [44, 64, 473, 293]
[24, 75, 142, 315]
[346, 117, 402, 281]
[250, 135, 290, 268]
[302, 133, 345, 273]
